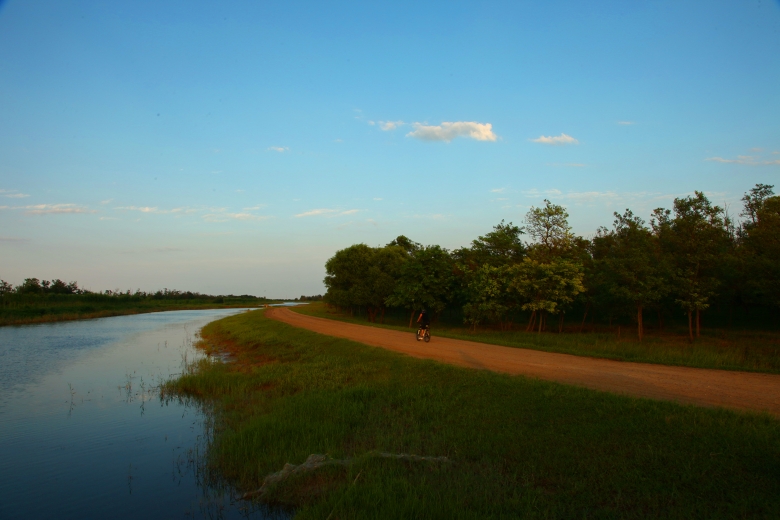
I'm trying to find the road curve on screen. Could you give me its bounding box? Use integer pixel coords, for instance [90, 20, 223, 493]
[266, 307, 780, 417]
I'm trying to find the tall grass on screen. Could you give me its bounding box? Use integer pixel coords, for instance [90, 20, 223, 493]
[166, 309, 780, 518]
[294, 303, 780, 373]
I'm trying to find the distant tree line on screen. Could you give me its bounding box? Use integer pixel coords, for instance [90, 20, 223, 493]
[0, 278, 268, 301]
[323, 184, 780, 341]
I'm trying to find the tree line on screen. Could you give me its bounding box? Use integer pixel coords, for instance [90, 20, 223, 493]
[0, 278, 267, 301]
[323, 184, 780, 341]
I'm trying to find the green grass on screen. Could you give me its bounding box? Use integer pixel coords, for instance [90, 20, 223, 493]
[0, 294, 275, 326]
[293, 303, 780, 374]
[165, 309, 780, 518]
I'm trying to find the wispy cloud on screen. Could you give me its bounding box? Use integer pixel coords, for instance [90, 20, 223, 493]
[705, 155, 780, 166]
[373, 197, 383, 201]
[202, 212, 270, 222]
[530, 133, 579, 145]
[242, 205, 266, 211]
[491, 188, 506, 193]
[268, 146, 289, 152]
[100, 199, 113, 205]
[1, 189, 30, 199]
[24, 204, 96, 215]
[115, 205, 159, 213]
[294, 208, 360, 218]
[407, 121, 497, 142]
[617, 121, 636, 125]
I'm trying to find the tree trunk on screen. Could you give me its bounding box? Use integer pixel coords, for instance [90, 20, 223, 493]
[558, 312, 564, 333]
[688, 310, 694, 342]
[579, 303, 589, 333]
[637, 304, 643, 342]
[380, 307, 385, 324]
[658, 309, 663, 332]
[526, 311, 536, 332]
[537, 311, 543, 334]
[408, 309, 415, 328]
[696, 308, 701, 338]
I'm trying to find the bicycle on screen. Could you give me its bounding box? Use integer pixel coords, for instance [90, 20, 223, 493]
[416, 325, 431, 342]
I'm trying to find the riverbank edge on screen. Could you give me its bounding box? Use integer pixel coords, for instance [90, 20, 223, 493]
[165, 309, 780, 518]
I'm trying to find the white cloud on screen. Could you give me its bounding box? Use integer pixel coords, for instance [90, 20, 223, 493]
[705, 155, 780, 166]
[530, 133, 579, 145]
[243, 205, 266, 211]
[268, 146, 289, 152]
[100, 199, 113, 205]
[491, 188, 506, 193]
[115, 206, 159, 213]
[379, 120, 404, 131]
[617, 121, 636, 125]
[406, 121, 497, 142]
[202, 212, 270, 222]
[373, 197, 383, 201]
[24, 204, 96, 215]
[295, 208, 336, 218]
[1, 189, 29, 198]
[294, 208, 360, 218]
[750, 147, 763, 152]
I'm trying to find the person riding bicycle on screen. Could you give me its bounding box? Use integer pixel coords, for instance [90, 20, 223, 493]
[416, 309, 430, 333]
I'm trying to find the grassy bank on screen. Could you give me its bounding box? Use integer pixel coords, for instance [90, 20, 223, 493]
[166, 309, 780, 518]
[0, 294, 274, 326]
[293, 303, 780, 374]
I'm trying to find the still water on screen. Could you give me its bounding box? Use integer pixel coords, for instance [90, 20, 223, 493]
[0, 309, 285, 519]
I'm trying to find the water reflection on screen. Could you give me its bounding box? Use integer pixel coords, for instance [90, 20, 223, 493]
[0, 309, 287, 520]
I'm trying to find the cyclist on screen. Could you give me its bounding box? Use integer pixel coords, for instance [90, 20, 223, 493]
[416, 309, 430, 340]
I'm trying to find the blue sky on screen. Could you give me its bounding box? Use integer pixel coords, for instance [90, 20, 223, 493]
[1, 0, 779, 297]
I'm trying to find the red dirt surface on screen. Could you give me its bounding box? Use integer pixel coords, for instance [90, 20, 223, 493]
[267, 307, 780, 417]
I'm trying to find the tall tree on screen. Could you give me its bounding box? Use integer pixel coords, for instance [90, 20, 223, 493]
[652, 192, 731, 341]
[739, 185, 780, 309]
[592, 210, 668, 341]
[386, 245, 455, 326]
[511, 201, 585, 332]
[461, 264, 515, 330]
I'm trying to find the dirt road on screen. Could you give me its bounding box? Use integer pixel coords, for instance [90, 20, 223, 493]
[267, 307, 780, 417]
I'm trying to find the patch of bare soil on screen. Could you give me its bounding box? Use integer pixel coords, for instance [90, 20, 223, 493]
[267, 307, 780, 417]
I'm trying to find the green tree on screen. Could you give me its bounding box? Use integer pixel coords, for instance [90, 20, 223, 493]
[386, 245, 455, 326]
[652, 192, 731, 341]
[509, 258, 585, 333]
[17, 278, 43, 294]
[454, 220, 525, 268]
[323, 244, 375, 313]
[592, 210, 668, 341]
[365, 245, 407, 322]
[739, 185, 780, 309]
[510, 201, 585, 332]
[461, 264, 515, 330]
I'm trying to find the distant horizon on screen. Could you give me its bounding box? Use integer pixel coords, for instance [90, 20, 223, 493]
[2, 1, 778, 295]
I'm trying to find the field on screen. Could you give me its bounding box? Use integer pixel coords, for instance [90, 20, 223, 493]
[165, 309, 780, 518]
[292, 303, 780, 374]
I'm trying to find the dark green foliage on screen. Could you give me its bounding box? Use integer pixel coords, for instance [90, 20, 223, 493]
[324, 185, 778, 339]
[166, 310, 780, 517]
